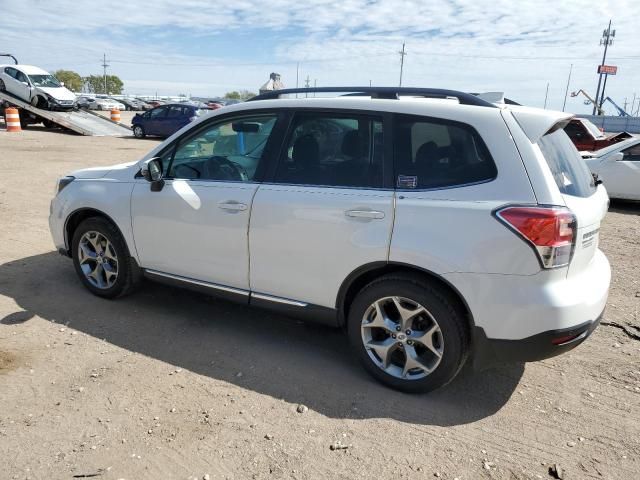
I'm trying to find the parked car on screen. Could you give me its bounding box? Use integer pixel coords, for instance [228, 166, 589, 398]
[144, 100, 166, 108]
[76, 96, 97, 109]
[49, 87, 610, 393]
[109, 98, 142, 111]
[90, 98, 124, 111]
[564, 118, 632, 152]
[131, 103, 211, 138]
[0, 64, 77, 110]
[582, 137, 640, 200]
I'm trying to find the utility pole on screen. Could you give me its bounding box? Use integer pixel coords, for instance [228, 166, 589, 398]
[304, 75, 310, 98]
[544, 82, 549, 109]
[593, 20, 615, 115]
[295, 62, 299, 98]
[101, 53, 109, 94]
[398, 42, 407, 87]
[630, 93, 637, 117]
[562, 64, 573, 112]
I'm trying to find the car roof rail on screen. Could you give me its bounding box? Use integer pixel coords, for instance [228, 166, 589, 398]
[248, 87, 497, 108]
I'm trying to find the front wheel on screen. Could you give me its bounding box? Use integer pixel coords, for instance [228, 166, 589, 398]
[132, 125, 145, 138]
[347, 273, 469, 393]
[71, 217, 140, 298]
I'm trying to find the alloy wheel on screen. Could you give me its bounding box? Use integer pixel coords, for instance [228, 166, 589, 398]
[361, 296, 444, 380]
[77, 230, 119, 289]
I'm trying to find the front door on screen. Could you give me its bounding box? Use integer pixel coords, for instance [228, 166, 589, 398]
[131, 112, 280, 290]
[249, 111, 393, 308]
[599, 143, 640, 199]
[144, 106, 168, 136]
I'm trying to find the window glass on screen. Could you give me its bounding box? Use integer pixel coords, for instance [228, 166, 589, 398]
[394, 116, 497, 189]
[5, 67, 17, 78]
[148, 107, 167, 119]
[622, 143, 640, 161]
[28, 74, 60, 87]
[275, 114, 383, 188]
[167, 115, 277, 181]
[15, 71, 29, 83]
[166, 105, 184, 118]
[538, 128, 596, 197]
[563, 122, 584, 140]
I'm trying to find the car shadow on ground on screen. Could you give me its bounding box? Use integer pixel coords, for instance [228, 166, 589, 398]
[609, 199, 640, 216]
[0, 252, 524, 426]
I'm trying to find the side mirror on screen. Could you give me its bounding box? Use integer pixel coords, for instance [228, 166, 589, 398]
[609, 152, 624, 162]
[141, 157, 165, 191]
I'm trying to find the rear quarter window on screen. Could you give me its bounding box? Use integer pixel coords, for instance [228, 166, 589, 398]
[394, 115, 497, 189]
[537, 127, 596, 198]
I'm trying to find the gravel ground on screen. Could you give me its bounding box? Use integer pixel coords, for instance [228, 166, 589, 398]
[0, 123, 639, 480]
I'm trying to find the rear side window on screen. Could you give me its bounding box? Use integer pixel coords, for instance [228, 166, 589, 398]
[394, 115, 497, 189]
[538, 128, 596, 198]
[274, 113, 384, 188]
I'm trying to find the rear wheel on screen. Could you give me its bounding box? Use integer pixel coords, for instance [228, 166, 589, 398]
[42, 119, 55, 129]
[0, 79, 5, 91]
[71, 217, 140, 298]
[347, 273, 469, 393]
[133, 125, 145, 138]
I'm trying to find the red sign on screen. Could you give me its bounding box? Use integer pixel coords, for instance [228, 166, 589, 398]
[598, 65, 618, 75]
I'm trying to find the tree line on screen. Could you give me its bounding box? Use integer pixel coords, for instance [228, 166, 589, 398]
[53, 69, 256, 100]
[53, 70, 124, 95]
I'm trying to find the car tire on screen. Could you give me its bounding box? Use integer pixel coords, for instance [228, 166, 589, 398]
[133, 125, 145, 138]
[71, 217, 141, 299]
[42, 119, 55, 129]
[0, 79, 5, 91]
[347, 273, 469, 393]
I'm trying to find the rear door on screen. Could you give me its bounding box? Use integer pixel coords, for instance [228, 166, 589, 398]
[536, 127, 609, 278]
[145, 106, 168, 135]
[249, 110, 393, 308]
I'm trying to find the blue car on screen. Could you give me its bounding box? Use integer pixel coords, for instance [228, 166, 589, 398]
[131, 103, 211, 138]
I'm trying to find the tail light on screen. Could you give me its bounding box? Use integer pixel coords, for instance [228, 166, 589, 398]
[496, 206, 576, 269]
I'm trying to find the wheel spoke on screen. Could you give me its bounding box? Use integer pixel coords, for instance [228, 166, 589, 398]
[362, 299, 396, 333]
[402, 344, 432, 377]
[366, 337, 398, 370]
[78, 242, 97, 264]
[103, 240, 117, 262]
[392, 296, 425, 331]
[411, 324, 442, 358]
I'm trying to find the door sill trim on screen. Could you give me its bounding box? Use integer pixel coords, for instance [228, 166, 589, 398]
[251, 292, 307, 307]
[144, 269, 249, 296]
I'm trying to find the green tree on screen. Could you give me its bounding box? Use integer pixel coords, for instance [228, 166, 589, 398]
[224, 90, 256, 101]
[52, 70, 83, 92]
[84, 74, 124, 95]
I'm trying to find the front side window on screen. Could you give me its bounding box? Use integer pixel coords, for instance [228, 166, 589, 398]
[165, 114, 277, 182]
[274, 113, 383, 188]
[621, 143, 640, 161]
[148, 107, 167, 119]
[394, 115, 497, 189]
[538, 127, 596, 198]
[166, 105, 185, 118]
[15, 71, 29, 84]
[5, 67, 17, 79]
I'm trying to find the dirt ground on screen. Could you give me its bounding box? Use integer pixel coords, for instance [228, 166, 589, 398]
[0, 122, 639, 480]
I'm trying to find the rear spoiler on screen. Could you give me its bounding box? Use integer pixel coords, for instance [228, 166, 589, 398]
[508, 107, 573, 144]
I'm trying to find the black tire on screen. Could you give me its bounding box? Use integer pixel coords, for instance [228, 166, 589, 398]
[71, 217, 141, 299]
[347, 273, 469, 393]
[133, 125, 145, 138]
[42, 119, 55, 129]
[0, 79, 5, 91]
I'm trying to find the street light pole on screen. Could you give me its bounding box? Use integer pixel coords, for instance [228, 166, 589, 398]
[398, 43, 407, 87]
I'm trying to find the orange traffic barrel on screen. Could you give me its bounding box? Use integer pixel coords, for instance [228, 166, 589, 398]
[110, 109, 121, 122]
[4, 107, 21, 132]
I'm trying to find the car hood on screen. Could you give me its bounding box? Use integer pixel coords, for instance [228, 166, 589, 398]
[70, 161, 138, 180]
[36, 86, 76, 101]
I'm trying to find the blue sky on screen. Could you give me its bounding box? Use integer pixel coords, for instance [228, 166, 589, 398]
[1, 0, 639, 114]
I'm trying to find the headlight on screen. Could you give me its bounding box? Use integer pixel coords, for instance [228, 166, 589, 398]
[55, 176, 75, 195]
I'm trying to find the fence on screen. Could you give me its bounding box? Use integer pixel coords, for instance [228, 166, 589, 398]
[578, 115, 640, 134]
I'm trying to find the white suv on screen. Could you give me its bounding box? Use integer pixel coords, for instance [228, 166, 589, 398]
[48, 87, 611, 392]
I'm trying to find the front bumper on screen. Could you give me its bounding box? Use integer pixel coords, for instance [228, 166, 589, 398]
[472, 311, 603, 370]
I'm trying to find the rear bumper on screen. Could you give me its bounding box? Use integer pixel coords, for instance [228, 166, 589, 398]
[472, 311, 603, 370]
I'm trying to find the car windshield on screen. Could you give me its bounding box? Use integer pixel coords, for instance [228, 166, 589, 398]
[28, 74, 61, 88]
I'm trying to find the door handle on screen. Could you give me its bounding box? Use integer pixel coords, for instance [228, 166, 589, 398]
[345, 209, 385, 219]
[218, 201, 248, 212]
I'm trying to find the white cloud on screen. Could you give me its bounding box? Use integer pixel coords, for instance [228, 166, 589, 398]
[1, 0, 639, 112]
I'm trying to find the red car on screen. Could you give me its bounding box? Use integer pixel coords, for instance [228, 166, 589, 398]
[564, 118, 632, 152]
